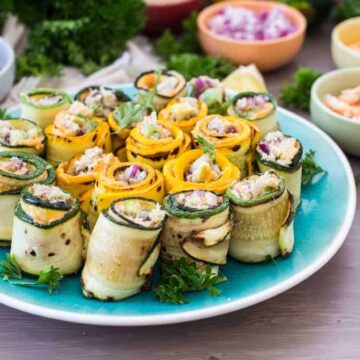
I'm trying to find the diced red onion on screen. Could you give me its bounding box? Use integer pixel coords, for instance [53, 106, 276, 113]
[258, 142, 270, 155]
[129, 165, 140, 178]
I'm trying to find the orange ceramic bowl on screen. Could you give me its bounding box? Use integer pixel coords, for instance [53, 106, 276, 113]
[198, 0, 307, 72]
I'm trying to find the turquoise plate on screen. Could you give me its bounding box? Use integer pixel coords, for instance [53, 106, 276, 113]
[1, 85, 356, 326]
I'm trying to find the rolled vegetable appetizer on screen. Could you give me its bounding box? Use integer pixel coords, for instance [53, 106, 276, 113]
[74, 86, 130, 120]
[82, 197, 166, 301]
[226, 171, 295, 263]
[255, 131, 303, 205]
[45, 101, 112, 165]
[11, 184, 88, 275]
[0, 118, 46, 156]
[20, 88, 71, 129]
[126, 112, 191, 170]
[228, 92, 278, 137]
[191, 115, 260, 178]
[0, 152, 55, 246]
[88, 161, 165, 229]
[135, 70, 187, 110]
[56, 147, 117, 213]
[158, 97, 208, 134]
[161, 190, 232, 274]
[189, 76, 229, 115]
[163, 149, 240, 194]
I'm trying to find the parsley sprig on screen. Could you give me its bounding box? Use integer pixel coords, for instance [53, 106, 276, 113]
[195, 135, 216, 163]
[0, 254, 63, 294]
[0, 108, 10, 120]
[302, 150, 327, 186]
[154, 258, 226, 304]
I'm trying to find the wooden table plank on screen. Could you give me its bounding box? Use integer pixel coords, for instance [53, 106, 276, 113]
[0, 20, 359, 360]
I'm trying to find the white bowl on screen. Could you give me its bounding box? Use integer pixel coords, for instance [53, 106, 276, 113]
[0, 37, 15, 102]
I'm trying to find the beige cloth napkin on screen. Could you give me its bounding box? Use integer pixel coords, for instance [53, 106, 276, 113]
[1, 16, 161, 108]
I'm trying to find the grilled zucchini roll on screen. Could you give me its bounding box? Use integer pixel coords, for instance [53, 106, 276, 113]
[158, 97, 208, 134]
[191, 115, 260, 178]
[20, 88, 71, 129]
[0, 152, 55, 246]
[163, 149, 240, 194]
[255, 131, 303, 205]
[75, 86, 130, 120]
[45, 101, 112, 165]
[11, 184, 87, 275]
[227, 171, 295, 263]
[135, 70, 187, 110]
[126, 112, 191, 170]
[161, 190, 232, 274]
[228, 92, 278, 137]
[88, 162, 165, 229]
[56, 147, 117, 213]
[82, 197, 166, 301]
[189, 76, 229, 115]
[0, 118, 45, 155]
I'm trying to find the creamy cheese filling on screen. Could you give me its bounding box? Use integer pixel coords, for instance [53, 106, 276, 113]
[156, 75, 179, 97]
[0, 121, 42, 147]
[186, 154, 221, 183]
[138, 112, 172, 140]
[231, 171, 281, 201]
[0, 157, 31, 175]
[31, 184, 72, 204]
[207, 117, 239, 135]
[235, 94, 273, 120]
[257, 131, 300, 167]
[83, 87, 118, 117]
[116, 165, 147, 185]
[70, 147, 106, 176]
[27, 94, 63, 106]
[175, 190, 222, 210]
[114, 200, 165, 227]
[169, 97, 200, 121]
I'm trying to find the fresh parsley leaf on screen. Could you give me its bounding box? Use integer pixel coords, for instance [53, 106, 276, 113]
[281, 67, 322, 111]
[0, 108, 10, 120]
[302, 150, 327, 186]
[167, 53, 236, 81]
[0, 254, 22, 280]
[335, 0, 360, 20]
[195, 135, 216, 162]
[10, 266, 63, 294]
[113, 102, 143, 132]
[154, 258, 226, 304]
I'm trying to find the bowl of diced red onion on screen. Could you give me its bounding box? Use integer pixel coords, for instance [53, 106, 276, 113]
[198, 0, 306, 72]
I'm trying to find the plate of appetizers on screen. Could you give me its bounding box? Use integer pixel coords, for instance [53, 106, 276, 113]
[0, 71, 356, 326]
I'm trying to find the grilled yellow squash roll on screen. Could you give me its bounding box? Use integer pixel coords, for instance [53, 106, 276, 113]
[191, 115, 260, 178]
[228, 92, 279, 138]
[0, 152, 55, 246]
[20, 88, 71, 129]
[226, 171, 295, 263]
[88, 161, 165, 229]
[75, 86, 130, 120]
[0, 118, 46, 156]
[161, 190, 232, 274]
[163, 148, 240, 194]
[11, 184, 88, 275]
[135, 70, 187, 110]
[56, 147, 117, 213]
[158, 97, 208, 134]
[126, 112, 191, 170]
[255, 131, 303, 205]
[45, 101, 112, 165]
[82, 197, 166, 301]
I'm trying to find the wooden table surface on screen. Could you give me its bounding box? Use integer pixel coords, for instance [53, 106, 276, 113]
[1, 21, 359, 360]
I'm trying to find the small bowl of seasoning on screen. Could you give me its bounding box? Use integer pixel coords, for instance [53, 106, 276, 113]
[332, 17, 360, 68]
[197, 0, 306, 72]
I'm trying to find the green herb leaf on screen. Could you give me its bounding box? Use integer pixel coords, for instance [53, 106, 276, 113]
[0, 108, 10, 120]
[10, 266, 63, 294]
[113, 102, 143, 131]
[302, 150, 327, 186]
[0, 254, 22, 280]
[335, 0, 360, 20]
[281, 67, 322, 111]
[195, 135, 216, 162]
[154, 258, 226, 304]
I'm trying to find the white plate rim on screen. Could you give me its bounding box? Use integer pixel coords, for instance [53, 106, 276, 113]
[0, 107, 356, 326]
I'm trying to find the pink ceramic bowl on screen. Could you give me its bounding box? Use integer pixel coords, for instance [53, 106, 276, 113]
[197, 0, 307, 72]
